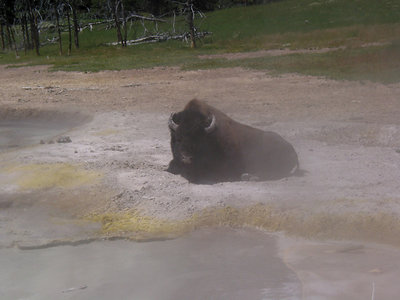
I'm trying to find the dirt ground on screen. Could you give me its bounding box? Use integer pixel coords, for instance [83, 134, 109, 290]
[1, 64, 400, 244]
[1, 64, 400, 299]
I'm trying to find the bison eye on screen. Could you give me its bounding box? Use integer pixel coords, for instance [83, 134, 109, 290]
[172, 113, 181, 124]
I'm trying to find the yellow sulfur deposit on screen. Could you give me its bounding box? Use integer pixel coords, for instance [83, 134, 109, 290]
[88, 204, 400, 246]
[3, 163, 102, 190]
[89, 211, 194, 240]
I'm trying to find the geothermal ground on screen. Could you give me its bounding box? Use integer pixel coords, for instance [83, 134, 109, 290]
[1, 65, 400, 299]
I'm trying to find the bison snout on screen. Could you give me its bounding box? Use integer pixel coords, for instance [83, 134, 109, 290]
[180, 153, 193, 164]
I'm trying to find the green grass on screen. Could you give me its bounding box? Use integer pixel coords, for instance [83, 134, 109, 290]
[1, 0, 400, 82]
[203, 0, 400, 51]
[183, 41, 400, 83]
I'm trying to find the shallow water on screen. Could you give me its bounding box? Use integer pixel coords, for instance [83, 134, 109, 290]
[0, 110, 89, 151]
[0, 228, 302, 300]
[0, 120, 68, 151]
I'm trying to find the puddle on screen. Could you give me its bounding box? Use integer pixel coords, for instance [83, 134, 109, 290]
[0, 228, 301, 300]
[281, 239, 400, 300]
[0, 109, 90, 151]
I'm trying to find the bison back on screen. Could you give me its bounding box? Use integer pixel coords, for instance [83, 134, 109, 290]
[240, 129, 298, 180]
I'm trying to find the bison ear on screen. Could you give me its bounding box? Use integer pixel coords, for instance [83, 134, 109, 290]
[169, 113, 179, 131]
[204, 114, 216, 134]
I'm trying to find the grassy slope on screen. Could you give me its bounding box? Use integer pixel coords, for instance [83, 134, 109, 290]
[1, 0, 400, 82]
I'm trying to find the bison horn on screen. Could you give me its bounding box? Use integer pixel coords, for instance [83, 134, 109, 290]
[169, 113, 179, 131]
[204, 114, 216, 133]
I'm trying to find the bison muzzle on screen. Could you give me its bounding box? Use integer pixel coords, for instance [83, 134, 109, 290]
[167, 99, 299, 183]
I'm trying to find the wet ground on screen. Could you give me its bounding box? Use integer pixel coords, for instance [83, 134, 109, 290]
[0, 229, 301, 300]
[0, 120, 62, 151]
[0, 109, 89, 151]
[2, 228, 400, 300]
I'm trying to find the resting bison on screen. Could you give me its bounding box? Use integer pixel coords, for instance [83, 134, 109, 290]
[167, 99, 299, 183]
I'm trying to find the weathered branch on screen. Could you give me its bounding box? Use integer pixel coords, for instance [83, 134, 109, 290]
[107, 31, 211, 46]
[78, 14, 166, 32]
[186, 1, 196, 48]
[126, 14, 166, 23]
[112, 0, 123, 45]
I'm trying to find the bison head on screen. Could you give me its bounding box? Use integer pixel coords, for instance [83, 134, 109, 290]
[168, 110, 216, 166]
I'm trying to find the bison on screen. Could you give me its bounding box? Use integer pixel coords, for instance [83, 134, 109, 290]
[167, 99, 299, 183]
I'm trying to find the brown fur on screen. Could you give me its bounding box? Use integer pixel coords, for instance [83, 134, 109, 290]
[167, 99, 299, 183]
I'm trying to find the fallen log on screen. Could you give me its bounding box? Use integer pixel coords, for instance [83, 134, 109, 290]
[107, 31, 212, 46]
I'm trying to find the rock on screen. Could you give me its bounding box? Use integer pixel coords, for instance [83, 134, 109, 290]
[57, 136, 72, 143]
[241, 173, 250, 181]
[241, 173, 260, 182]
